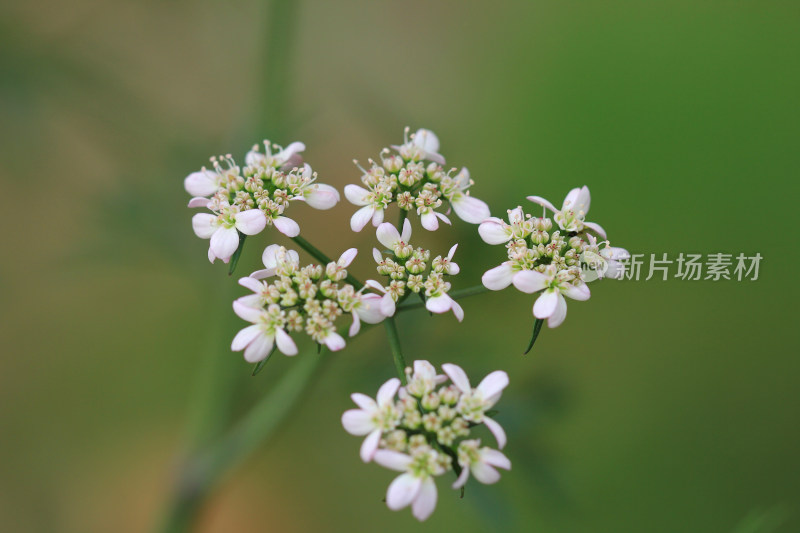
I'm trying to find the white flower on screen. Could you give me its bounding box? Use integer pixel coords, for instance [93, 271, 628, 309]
[527, 186, 607, 238]
[376, 218, 412, 252]
[231, 301, 298, 361]
[191, 207, 267, 263]
[373, 449, 444, 521]
[478, 206, 529, 245]
[441, 363, 509, 449]
[341, 378, 401, 462]
[405, 360, 447, 398]
[364, 280, 397, 317]
[512, 266, 591, 328]
[391, 128, 446, 165]
[580, 234, 630, 281]
[418, 207, 451, 231]
[445, 168, 491, 224]
[344, 184, 388, 232]
[291, 163, 340, 210]
[184, 168, 220, 197]
[250, 244, 300, 279]
[424, 293, 464, 322]
[245, 140, 306, 170]
[452, 439, 511, 489]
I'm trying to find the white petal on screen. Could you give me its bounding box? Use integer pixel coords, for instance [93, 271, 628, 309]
[324, 332, 346, 351]
[481, 448, 511, 470]
[441, 363, 471, 393]
[526, 195, 558, 214]
[478, 219, 512, 245]
[243, 331, 274, 363]
[209, 227, 240, 261]
[338, 248, 358, 268]
[482, 263, 515, 290]
[435, 211, 451, 226]
[547, 294, 568, 328]
[184, 171, 218, 197]
[413, 360, 436, 380]
[351, 392, 377, 411]
[231, 324, 261, 351]
[245, 149, 265, 167]
[234, 294, 262, 308]
[512, 270, 549, 294]
[348, 312, 361, 337]
[357, 294, 386, 324]
[477, 371, 509, 399]
[273, 216, 300, 237]
[373, 450, 413, 472]
[341, 409, 375, 436]
[452, 464, 470, 489]
[400, 218, 412, 242]
[533, 290, 560, 319]
[187, 197, 211, 208]
[562, 187, 582, 211]
[371, 207, 384, 226]
[234, 209, 267, 235]
[411, 477, 438, 521]
[350, 205, 374, 232]
[562, 281, 591, 301]
[275, 141, 306, 164]
[359, 429, 382, 462]
[377, 378, 401, 406]
[238, 276, 263, 292]
[451, 300, 464, 322]
[471, 462, 501, 485]
[249, 268, 275, 280]
[191, 213, 217, 239]
[413, 128, 440, 153]
[583, 221, 607, 239]
[420, 210, 439, 231]
[372, 248, 383, 264]
[275, 328, 298, 356]
[376, 222, 401, 249]
[380, 294, 396, 317]
[261, 244, 280, 268]
[305, 183, 340, 210]
[233, 300, 262, 322]
[425, 294, 452, 314]
[387, 474, 422, 511]
[344, 184, 371, 206]
[447, 262, 460, 276]
[451, 195, 490, 224]
[483, 416, 507, 449]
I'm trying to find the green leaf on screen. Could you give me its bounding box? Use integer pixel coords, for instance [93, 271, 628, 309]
[228, 233, 247, 276]
[251, 347, 276, 376]
[523, 318, 545, 354]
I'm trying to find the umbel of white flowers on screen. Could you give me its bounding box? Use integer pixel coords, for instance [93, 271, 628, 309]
[345, 127, 490, 232]
[185, 141, 340, 263]
[231, 245, 389, 361]
[342, 360, 511, 521]
[479, 186, 629, 328]
[367, 219, 464, 321]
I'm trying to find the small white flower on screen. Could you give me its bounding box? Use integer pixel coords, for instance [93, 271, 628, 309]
[341, 378, 402, 462]
[478, 206, 529, 245]
[424, 292, 464, 322]
[405, 360, 447, 398]
[446, 168, 491, 224]
[580, 234, 631, 281]
[527, 186, 607, 238]
[291, 163, 340, 210]
[373, 449, 444, 521]
[245, 140, 306, 170]
[376, 218, 412, 252]
[250, 244, 300, 279]
[192, 207, 267, 263]
[344, 184, 387, 232]
[452, 439, 511, 489]
[418, 207, 451, 231]
[230, 301, 298, 361]
[364, 280, 397, 317]
[512, 266, 591, 328]
[184, 168, 220, 197]
[391, 128, 446, 165]
[442, 363, 509, 449]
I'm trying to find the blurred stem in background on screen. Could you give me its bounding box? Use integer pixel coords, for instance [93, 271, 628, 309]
[158, 1, 300, 531]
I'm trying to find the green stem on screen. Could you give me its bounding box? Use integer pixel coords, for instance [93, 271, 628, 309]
[397, 284, 489, 312]
[291, 235, 364, 290]
[384, 317, 408, 384]
[398, 208, 408, 227]
[158, 352, 324, 533]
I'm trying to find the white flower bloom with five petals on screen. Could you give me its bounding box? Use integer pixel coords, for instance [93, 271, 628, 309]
[373, 449, 444, 521]
[442, 363, 509, 449]
[341, 378, 402, 462]
[512, 266, 591, 328]
[191, 206, 267, 263]
[527, 185, 607, 238]
[230, 301, 298, 362]
[452, 439, 512, 489]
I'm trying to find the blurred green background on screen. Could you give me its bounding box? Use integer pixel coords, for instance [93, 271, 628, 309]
[2, 0, 799, 531]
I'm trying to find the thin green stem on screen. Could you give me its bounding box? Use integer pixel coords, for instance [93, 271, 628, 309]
[384, 317, 408, 384]
[397, 284, 489, 312]
[398, 208, 408, 227]
[291, 235, 364, 289]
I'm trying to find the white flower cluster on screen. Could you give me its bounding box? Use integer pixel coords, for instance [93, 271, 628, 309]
[231, 245, 387, 361]
[366, 219, 464, 321]
[342, 360, 511, 521]
[185, 141, 339, 263]
[345, 128, 490, 232]
[480, 186, 629, 327]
